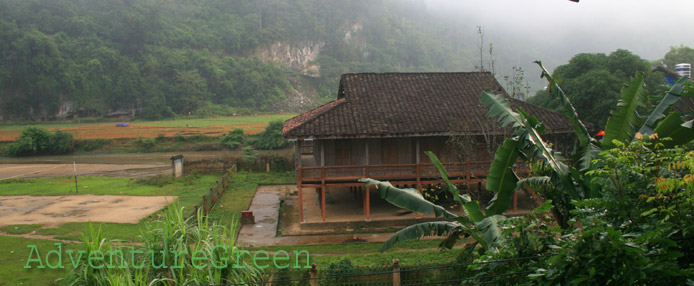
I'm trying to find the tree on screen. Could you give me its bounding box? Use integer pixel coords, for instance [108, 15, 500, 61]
[219, 128, 246, 149]
[252, 120, 287, 150]
[663, 45, 694, 69]
[527, 49, 660, 129]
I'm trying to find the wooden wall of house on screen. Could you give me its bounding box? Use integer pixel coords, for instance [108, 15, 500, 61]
[307, 133, 573, 167]
[316, 137, 436, 166]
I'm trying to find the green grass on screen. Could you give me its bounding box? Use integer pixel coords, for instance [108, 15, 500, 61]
[0, 175, 217, 205]
[138, 114, 296, 128]
[0, 114, 297, 131]
[243, 239, 460, 269]
[207, 171, 296, 228]
[0, 236, 77, 285]
[0, 224, 43, 235]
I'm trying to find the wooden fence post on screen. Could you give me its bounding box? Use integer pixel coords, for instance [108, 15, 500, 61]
[310, 263, 318, 286]
[266, 161, 270, 173]
[392, 259, 401, 286]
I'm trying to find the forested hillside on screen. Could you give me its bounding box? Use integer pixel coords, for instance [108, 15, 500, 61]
[0, 0, 477, 120]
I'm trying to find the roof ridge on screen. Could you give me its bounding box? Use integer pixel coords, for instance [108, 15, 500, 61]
[341, 71, 492, 76]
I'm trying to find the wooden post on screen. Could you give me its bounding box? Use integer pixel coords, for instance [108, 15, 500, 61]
[266, 161, 270, 173]
[310, 263, 318, 286]
[513, 192, 518, 213]
[321, 167, 326, 222]
[321, 186, 326, 222]
[465, 161, 471, 190]
[416, 164, 421, 191]
[365, 185, 371, 221]
[298, 168, 304, 223]
[296, 140, 305, 223]
[392, 259, 401, 286]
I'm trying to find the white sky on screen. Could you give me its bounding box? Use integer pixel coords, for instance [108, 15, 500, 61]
[426, 0, 694, 59]
[424, 0, 694, 89]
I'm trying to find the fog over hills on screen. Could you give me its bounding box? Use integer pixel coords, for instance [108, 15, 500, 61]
[425, 0, 694, 90]
[2, 0, 693, 120]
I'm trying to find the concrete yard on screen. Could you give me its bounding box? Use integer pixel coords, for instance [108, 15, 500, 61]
[0, 195, 177, 227]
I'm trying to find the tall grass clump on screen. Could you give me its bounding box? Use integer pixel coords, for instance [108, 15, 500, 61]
[62, 202, 263, 285]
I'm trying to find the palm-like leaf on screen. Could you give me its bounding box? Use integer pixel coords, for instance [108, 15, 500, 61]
[536, 61, 600, 171]
[482, 90, 524, 128]
[638, 77, 692, 135]
[653, 113, 694, 148]
[379, 221, 463, 252]
[475, 215, 506, 246]
[602, 73, 647, 150]
[359, 178, 459, 218]
[535, 60, 592, 147]
[485, 137, 521, 215]
[517, 176, 551, 188]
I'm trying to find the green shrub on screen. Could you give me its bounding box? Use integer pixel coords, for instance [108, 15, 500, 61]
[219, 128, 246, 149]
[136, 136, 156, 150]
[4, 126, 74, 155]
[252, 120, 287, 150]
[48, 129, 74, 154]
[188, 134, 209, 142]
[74, 138, 111, 151]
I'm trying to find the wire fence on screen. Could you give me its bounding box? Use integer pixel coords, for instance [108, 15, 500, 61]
[216, 255, 548, 286]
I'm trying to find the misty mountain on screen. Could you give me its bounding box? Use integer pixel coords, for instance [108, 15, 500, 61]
[0, 0, 687, 120]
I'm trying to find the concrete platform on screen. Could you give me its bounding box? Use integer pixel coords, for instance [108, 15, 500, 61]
[236, 184, 540, 247]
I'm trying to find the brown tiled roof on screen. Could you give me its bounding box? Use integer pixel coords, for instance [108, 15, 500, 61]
[283, 72, 573, 139]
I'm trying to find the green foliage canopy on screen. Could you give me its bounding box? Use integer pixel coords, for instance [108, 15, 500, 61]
[528, 49, 663, 129]
[252, 120, 287, 150]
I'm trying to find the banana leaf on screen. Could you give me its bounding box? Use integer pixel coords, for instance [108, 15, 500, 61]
[379, 221, 463, 252]
[485, 137, 521, 215]
[359, 178, 458, 218]
[638, 77, 692, 136]
[482, 90, 524, 128]
[602, 72, 647, 150]
[653, 112, 694, 148]
[475, 214, 506, 246]
[535, 61, 592, 147]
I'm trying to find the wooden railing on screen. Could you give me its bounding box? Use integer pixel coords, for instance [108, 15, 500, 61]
[298, 161, 530, 187]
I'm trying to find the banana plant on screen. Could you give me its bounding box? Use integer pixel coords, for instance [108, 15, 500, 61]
[360, 151, 509, 253]
[535, 61, 599, 172]
[602, 74, 694, 149]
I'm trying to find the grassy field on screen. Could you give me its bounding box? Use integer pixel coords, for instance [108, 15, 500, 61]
[0, 114, 296, 131]
[0, 236, 77, 285]
[0, 113, 296, 141]
[139, 114, 295, 128]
